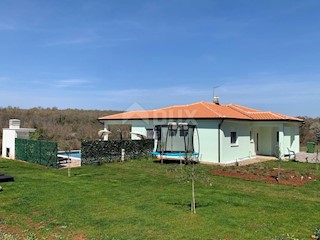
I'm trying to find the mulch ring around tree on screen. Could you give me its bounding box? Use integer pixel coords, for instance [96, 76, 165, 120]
[211, 166, 317, 186]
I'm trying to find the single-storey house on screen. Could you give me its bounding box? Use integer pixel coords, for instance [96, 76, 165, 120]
[98, 99, 303, 164]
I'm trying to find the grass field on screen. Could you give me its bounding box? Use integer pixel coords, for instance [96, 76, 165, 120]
[0, 158, 319, 240]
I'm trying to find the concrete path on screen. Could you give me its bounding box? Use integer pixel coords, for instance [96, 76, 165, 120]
[236, 155, 277, 166]
[223, 153, 319, 166]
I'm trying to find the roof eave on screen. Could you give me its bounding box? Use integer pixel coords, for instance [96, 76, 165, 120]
[98, 117, 304, 122]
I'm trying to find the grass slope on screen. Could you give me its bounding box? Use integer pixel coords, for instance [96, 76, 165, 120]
[0, 158, 319, 239]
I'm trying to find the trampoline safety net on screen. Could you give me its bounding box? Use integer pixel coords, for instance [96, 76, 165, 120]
[155, 124, 195, 153]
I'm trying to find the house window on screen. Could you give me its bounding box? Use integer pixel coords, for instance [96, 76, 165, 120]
[276, 131, 279, 142]
[231, 131, 237, 145]
[250, 130, 253, 142]
[146, 128, 154, 139]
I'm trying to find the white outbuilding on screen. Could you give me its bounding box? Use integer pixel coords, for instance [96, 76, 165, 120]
[2, 119, 35, 159]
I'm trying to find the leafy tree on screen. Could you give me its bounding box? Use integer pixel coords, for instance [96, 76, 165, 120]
[0, 107, 122, 153]
[310, 121, 320, 144]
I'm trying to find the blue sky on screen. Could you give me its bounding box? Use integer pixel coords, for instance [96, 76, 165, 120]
[1, 0, 320, 117]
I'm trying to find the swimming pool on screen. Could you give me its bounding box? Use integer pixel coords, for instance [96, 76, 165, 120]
[58, 150, 81, 159]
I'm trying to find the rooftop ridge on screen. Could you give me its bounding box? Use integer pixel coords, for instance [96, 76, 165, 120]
[160, 101, 198, 109]
[269, 111, 284, 119]
[200, 102, 224, 118]
[227, 104, 254, 119]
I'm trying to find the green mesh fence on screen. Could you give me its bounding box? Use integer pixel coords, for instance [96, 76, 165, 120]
[15, 138, 58, 168]
[81, 139, 154, 165]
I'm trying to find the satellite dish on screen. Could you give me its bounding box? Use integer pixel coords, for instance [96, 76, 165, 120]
[98, 130, 111, 138]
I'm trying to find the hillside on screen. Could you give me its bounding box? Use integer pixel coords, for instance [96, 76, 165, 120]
[0, 107, 122, 150]
[298, 116, 320, 146]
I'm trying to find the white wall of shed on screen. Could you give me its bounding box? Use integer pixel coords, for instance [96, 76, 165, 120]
[2, 129, 17, 159]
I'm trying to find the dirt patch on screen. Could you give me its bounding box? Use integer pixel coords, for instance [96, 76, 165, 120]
[0, 214, 87, 240]
[211, 166, 317, 186]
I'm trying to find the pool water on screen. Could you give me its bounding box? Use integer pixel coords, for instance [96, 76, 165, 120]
[58, 151, 81, 159]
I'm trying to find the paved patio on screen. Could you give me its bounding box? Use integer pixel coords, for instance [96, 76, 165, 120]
[58, 157, 81, 168]
[213, 153, 319, 166]
[236, 155, 278, 166]
[295, 152, 319, 163]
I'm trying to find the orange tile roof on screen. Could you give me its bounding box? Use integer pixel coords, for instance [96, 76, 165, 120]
[99, 101, 303, 122]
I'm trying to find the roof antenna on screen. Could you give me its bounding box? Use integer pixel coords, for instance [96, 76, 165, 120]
[212, 86, 220, 104]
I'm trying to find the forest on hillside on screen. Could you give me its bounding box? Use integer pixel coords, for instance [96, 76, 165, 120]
[0, 107, 123, 151]
[298, 116, 320, 146]
[0, 107, 319, 152]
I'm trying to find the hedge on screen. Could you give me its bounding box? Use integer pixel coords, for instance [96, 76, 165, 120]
[81, 139, 154, 165]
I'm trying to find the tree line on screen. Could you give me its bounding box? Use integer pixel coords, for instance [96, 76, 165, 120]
[0, 107, 122, 151]
[299, 116, 320, 145]
[0, 107, 318, 152]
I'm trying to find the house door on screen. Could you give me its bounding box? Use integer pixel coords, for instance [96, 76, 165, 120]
[6, 148, 10, 158]
[255, 128, 274, 156]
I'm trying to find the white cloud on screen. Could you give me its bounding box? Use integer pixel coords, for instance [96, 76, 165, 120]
[0, 22, 16, 31]
[44, 36, 98, 46]
[0, 76, 10, 82]
[53, 79, 91, 88]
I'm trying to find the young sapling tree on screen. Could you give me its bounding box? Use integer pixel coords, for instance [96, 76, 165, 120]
[274, 145, 282, 183]
[61, 141, 72, 177]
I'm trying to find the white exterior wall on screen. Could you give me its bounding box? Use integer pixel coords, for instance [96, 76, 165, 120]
[2, 129, 17, 159]
[2, 129, 35, 159]
[103, 119, 166, 141]
[219, 121, 255, 163]
[188, 120, 300, 163]
[281, 123, 300, 156]
[130, 120, 155, 140]
[195, 120, 219, 162]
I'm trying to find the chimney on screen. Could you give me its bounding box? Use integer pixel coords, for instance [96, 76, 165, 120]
[9, 119, 21, 129]
[213, 96, 220, 105]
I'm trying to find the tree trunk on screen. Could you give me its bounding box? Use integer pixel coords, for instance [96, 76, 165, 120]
[277, 157, 281, 182]
[191, 162, 196, 214]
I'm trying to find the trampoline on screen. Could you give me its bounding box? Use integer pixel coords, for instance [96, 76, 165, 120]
[151, 122, 200, 162]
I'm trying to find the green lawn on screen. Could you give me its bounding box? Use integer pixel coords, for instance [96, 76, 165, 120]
[0, 158, 319, 240]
